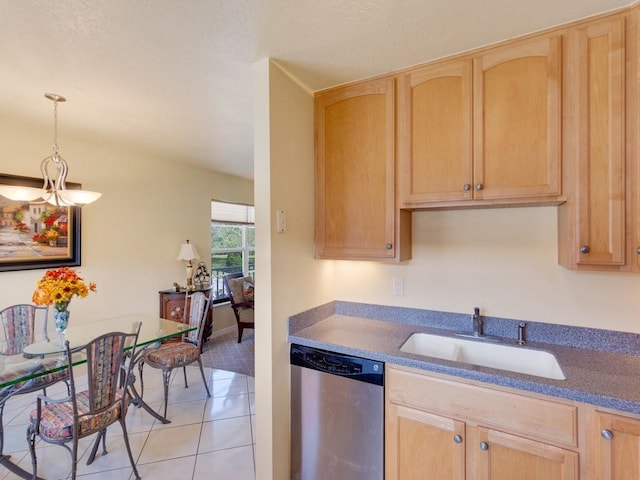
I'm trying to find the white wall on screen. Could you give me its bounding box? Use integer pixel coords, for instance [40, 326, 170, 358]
[331, 206, 640, 333]
[253, 59, 332, 480]
[0, 113, 253, 324]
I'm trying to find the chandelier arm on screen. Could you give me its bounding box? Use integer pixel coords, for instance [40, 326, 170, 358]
[52, 154, 69, 192]
[40, 155, 53, 191]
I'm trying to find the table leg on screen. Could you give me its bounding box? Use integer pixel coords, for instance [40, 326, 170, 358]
[126, 345, 171, 424]
[127, 381, 171, 424]
[0, 455, 46, 480]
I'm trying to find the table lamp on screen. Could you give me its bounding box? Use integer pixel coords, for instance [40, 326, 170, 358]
[177, 240, 200, 291]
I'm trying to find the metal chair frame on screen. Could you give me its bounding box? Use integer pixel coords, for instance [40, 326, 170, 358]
[138, 290, 212, 419]
[27, 323, 142, 480]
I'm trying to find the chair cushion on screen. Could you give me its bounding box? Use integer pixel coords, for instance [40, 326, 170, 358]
[237, 307, 255, 324]
[228, 276, 254, 303]
[144, 343, 199, 369]
[30, 389, 123, 441]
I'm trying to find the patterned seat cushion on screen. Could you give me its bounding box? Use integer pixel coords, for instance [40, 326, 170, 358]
[144, 343, 199, 369]
[30, 389, 124, 441]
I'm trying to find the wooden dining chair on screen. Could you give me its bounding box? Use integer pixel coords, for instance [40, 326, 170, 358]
[138, 290, 212, 419]
[223, 273, 255, 343]
[27, 323, 142, 480]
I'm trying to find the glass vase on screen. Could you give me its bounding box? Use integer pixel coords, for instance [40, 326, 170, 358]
[54, 309, 70, 345]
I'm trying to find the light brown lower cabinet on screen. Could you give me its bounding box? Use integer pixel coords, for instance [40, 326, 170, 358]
[386, 365, 583, 480]
[469, 427, 578, 480]
[596, 411, 640, 478]
[386, 403, 465, 479]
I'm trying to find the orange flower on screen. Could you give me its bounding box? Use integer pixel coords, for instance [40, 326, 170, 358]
[32, 267, 97, 311]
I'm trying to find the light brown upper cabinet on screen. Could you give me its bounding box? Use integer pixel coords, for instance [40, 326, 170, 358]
[558, 14, 628, 270]
[398, 59, 473, 205]
[315, 77, 411, 261]
[399, 35, 563, 209]
[632, 9, 640, 272]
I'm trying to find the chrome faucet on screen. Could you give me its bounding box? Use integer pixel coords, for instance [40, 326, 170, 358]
[472, 307, 483, 337]
[517, 322, 527, 345]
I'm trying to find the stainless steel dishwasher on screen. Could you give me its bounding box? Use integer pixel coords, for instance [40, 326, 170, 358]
[290, 343, 384, 480]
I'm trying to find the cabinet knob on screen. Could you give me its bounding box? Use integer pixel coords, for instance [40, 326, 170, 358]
[475, 183, 483, 191]
[385, 243, 392, 250]
[601, 429, 613, 440]
[463, 184, 471, 191]
[636, 247, 640, 254]
[453, 434, 463, 444]
[480, 441, 489, 451]
[580, 245, 590, 254]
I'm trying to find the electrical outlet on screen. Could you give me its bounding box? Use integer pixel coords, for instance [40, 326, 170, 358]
[393, 277, 404, 296]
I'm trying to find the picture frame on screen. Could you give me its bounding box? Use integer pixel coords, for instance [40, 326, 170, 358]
[0, 173, 81, 272]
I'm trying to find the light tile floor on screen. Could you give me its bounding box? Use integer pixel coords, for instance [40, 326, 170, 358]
[1, 367, 256, 480]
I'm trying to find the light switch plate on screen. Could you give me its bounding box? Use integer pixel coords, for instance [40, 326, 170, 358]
[277, 209, 286, 233]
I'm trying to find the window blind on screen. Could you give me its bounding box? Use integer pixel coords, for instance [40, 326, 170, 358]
[211, 201, 255, 224]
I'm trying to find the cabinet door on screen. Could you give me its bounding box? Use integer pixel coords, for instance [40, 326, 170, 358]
[315, 78, 398, 260]
[596, 412, 640, 479]
[386, 402, 465, 480]
[398, 59, 473, 205]
[628, 10, 640, 272]
[159, 291, 187, 323]
[473, 35, 562, 201]
[471, 427, 578, 480]
[572, 18, 626, 267]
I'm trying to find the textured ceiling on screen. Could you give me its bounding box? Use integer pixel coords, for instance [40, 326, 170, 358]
[0, 0, 632, 180]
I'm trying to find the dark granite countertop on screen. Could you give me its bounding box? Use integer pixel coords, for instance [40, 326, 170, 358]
[288, 301, 640, 415]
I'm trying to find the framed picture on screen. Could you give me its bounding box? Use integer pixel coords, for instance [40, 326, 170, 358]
[0, 173, 81, 272]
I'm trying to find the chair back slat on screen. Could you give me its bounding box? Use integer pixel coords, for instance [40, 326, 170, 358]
[86, 334, 125, 411]
[185, 290, 210, 345]
[66, 324, 141, 417]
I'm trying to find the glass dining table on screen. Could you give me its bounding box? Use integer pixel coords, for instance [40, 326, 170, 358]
[0, 313, 194, 479]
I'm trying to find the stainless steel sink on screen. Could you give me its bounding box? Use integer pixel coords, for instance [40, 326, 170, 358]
[400, 332, 565, 380]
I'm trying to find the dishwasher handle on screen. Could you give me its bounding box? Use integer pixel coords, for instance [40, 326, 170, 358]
[290, 344, 384, 386]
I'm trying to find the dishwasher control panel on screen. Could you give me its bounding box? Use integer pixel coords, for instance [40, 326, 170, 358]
[290, 343, 383, 386]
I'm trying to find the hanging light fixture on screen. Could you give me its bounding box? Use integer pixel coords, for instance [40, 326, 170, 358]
[0, 93, 101, 206]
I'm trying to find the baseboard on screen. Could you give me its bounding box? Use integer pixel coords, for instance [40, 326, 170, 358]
[211, 325, 237, 338]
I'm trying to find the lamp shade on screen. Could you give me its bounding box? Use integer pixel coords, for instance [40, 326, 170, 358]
[0, 185, 45, 202]
[177, 240, 200, 261]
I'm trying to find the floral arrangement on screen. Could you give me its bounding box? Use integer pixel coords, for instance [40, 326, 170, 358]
[32, 267, 97, 311]
[45, 229, 59, 240]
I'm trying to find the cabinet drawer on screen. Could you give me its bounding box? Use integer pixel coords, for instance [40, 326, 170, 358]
[387, 365, 578, 448]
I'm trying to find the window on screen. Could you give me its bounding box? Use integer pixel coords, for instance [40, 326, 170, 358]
[211, 201, 255, 296]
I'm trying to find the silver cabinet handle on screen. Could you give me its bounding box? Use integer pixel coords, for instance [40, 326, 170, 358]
[601, 429, 613, 440]
[480, 441, 489, 451]
[580, 245, 590, 254]
[453, 434, 463, 444]
[385, 243, 392, 250]
[475, 183, 483, 191]
[636, 246, 640, 254]
[463, 184, 471, 191]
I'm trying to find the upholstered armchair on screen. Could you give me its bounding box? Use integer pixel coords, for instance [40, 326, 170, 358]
[223, 273, 255, 343]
